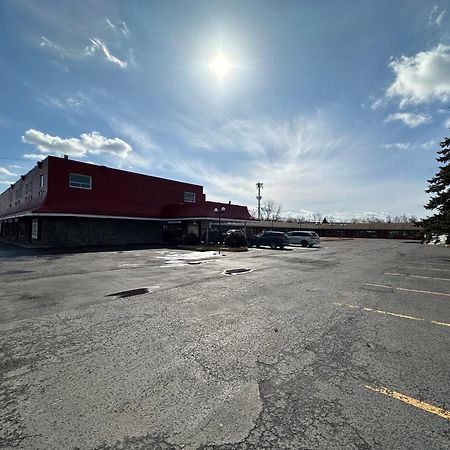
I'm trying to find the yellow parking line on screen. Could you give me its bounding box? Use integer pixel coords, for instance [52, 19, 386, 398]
[385, 272, 450, 282]
[365, 385, 450, 420]
[431, 320, 450, 328]
[334, 302, 450, 328]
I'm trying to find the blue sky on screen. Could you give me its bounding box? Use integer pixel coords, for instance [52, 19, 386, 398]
[1, 0, 450, 220]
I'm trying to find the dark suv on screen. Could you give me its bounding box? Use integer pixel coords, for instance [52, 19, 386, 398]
[249, 231, 288, 249]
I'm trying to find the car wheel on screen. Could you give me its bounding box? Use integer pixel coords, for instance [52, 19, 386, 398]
[301, 240, 308, 247]
[280, 245, 285, 249]
[256, 244, 260, 248]
[308, 244, 313, 248]
[270, 242, 277, 249]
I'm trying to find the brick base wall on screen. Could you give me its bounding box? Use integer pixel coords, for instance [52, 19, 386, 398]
[1, 216, 163, 248]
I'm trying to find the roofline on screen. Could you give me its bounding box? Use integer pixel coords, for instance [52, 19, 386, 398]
[45, 155, 205, 189]
[0, 212, 251, 222]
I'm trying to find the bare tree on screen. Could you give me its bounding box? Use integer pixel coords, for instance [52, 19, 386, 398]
[260, 200, 282, 221]
[311, 212, 323, 223]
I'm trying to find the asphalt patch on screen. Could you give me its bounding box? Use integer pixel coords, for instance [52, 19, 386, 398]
[106, 288, 150, 298]
[361, 284, 393, 293]
[223, 268, 253, 275]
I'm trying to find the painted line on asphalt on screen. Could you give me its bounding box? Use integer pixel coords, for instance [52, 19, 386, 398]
[406, 266, 450, 272]
[407, 261, 450, 267]
[363, 283, 392, 289]
[335, 302, 450, 328]
[365, 385, 450, 420]
[385, 272, 450, 282]
[362, 283, 450, 298]
[396, 287, 450, 298]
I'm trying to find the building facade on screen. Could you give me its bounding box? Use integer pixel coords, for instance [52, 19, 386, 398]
[0, 156, 253, 247]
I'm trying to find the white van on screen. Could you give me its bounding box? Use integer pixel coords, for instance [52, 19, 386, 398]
[285, 231, 320, 247]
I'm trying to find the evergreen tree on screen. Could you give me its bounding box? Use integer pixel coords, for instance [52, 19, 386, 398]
[423, 136, 450, 239]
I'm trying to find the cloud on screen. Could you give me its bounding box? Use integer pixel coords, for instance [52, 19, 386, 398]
[0, 167, 17, 177]
[109, 120, 159, 152]
[22, 129, 132, 159]
[105, 18, 130, 38]
[445, 118, 450, 128]
[40, 36, 69, 58]
[386, 44, 450, 107]
[382, 142, 411, 150]
[40, 34, 129, 69]
[384, 112, 432, 127]
[420, 140, 437, 150]
[370, 98, 386, 110]
[35, 92, 89, 111]
[429, 5, 446, 26]
[85, 38, 127, 68]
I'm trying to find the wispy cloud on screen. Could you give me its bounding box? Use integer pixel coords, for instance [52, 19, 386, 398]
[105, 18, 130, 38]
[40, 36, 69, 58]
[22, 129, 132, 159]
[0, 167, 17, 177]
[420, 140, 437, 150]
[445, 118, 450, 128]
[39, 33, 130, 69]
[429, 5, 446, 26]
[386, 44, 450, 107]
[382, 142, 411, 150]
[35, 92, 89, 111]
[85, 38, 127, 68]
[385, 112, 432, 127]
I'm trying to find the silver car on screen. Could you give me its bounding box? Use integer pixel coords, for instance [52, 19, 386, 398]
[286, 231, 320, 247]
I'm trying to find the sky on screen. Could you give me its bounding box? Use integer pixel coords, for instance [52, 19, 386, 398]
[1, 0, 450, 221]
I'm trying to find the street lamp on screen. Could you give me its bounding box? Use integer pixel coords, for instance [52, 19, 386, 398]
[214, 206, 226, 253]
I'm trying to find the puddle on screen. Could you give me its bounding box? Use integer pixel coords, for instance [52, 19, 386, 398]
[223, 268, 253, 276]
[106, 288, 150, 298]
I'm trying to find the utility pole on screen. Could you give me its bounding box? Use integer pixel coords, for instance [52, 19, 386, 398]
[256, 182, 263, 220]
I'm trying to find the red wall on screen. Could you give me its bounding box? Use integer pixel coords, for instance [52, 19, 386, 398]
[32, 157, 206, 218]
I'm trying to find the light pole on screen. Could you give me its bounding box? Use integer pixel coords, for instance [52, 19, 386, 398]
[214, 206, 226, 254]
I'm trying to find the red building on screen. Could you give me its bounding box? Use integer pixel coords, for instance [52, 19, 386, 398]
[0, 156, 253, 247]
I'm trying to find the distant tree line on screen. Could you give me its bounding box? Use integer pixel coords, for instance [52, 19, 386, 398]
[250, 201, 418, 224]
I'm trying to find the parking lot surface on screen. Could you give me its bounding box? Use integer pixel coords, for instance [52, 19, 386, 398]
[1, 239, 449, 449]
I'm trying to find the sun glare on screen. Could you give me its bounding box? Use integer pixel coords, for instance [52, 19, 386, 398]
[209, 52, 233, 82]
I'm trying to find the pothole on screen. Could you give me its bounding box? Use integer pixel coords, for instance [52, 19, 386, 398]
[223, 268, 253, 276]
[106, 287, 150, 298]
[187, 261, 208, 265]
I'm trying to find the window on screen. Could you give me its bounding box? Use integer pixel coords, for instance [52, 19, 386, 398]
[39, 174, 44, 188]
[184, 191, 196, 203]
[69, 173, 92, 189]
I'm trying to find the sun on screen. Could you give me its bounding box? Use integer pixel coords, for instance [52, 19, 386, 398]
[209, 52, 233, 82]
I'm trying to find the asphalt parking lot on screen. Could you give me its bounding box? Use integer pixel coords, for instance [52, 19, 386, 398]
[1, 239, 449, 449]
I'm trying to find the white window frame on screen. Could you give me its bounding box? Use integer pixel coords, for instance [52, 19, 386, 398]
[39, 174, 44, 188]
[184, 191, 196, 203]
[69, 173, 92, 190]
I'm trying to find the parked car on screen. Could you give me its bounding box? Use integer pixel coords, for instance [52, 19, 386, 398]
[225, 229, 245, 236]
[249, 231, 288, 249]
[285, 231, 320, 247]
